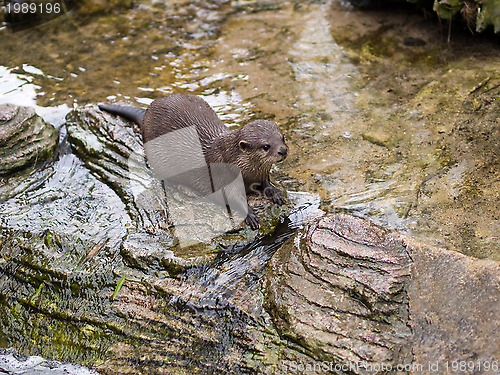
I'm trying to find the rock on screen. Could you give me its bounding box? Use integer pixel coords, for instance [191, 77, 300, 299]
[266, 213, 499, 374]
[65, 105, 168, 232]
[406, 236, 500, 370]
[1, 188, 497, 375]
[0, 104, 58, 176]
[266, 214, 413, 372]
[65, 105, 189, 268]
[121, 232, 183, 272]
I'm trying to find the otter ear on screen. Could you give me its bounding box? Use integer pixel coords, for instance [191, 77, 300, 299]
[239, 140, 250, 151]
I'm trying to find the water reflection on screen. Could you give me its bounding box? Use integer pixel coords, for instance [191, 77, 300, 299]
[0, 65, 70, 126]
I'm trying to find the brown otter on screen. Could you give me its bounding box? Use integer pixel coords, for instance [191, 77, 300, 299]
[99, 94, 288, 229]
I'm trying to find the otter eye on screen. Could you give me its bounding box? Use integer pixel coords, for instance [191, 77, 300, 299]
[261, 144, 271, 151]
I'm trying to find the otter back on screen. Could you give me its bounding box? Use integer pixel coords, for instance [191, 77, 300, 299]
[142, 94, 228, 154]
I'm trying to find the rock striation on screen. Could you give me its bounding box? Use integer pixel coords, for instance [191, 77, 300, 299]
[0, 104, 58, 176]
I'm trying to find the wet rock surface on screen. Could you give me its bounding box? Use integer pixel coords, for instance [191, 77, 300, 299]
[0, 104, 58, 176]
[65, 105, 168, 232]
[266, 214, 499, 374]
[0, 111, 498, 374]
[266, 214, 413, 371]
[2, 207, 496, 374]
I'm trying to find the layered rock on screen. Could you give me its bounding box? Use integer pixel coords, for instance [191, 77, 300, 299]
[266, 214, 499, 374]
[0, 104, 58, 176]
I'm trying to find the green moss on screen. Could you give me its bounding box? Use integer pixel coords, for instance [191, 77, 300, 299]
[0, 298, 118, 365]
[348, 27, 398, 61]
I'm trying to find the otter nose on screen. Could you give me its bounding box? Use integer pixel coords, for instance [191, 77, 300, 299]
[278, 146, 288, 158]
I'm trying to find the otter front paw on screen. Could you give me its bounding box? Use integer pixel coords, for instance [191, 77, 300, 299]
[265, 186, 285, 206]
[245, 210, 260, 230]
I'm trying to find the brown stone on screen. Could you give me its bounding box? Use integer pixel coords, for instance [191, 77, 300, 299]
[266, 213, 499, 374]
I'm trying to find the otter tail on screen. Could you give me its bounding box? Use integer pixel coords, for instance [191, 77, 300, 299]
[99, 104, 146, 126]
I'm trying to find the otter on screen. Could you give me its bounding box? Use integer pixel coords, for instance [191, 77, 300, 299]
[99, 94, 288, 229]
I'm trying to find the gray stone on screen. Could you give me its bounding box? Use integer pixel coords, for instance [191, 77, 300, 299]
[0, 104, 58, 176]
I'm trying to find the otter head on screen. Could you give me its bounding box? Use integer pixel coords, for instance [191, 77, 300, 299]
[237, 120, 288, 174]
